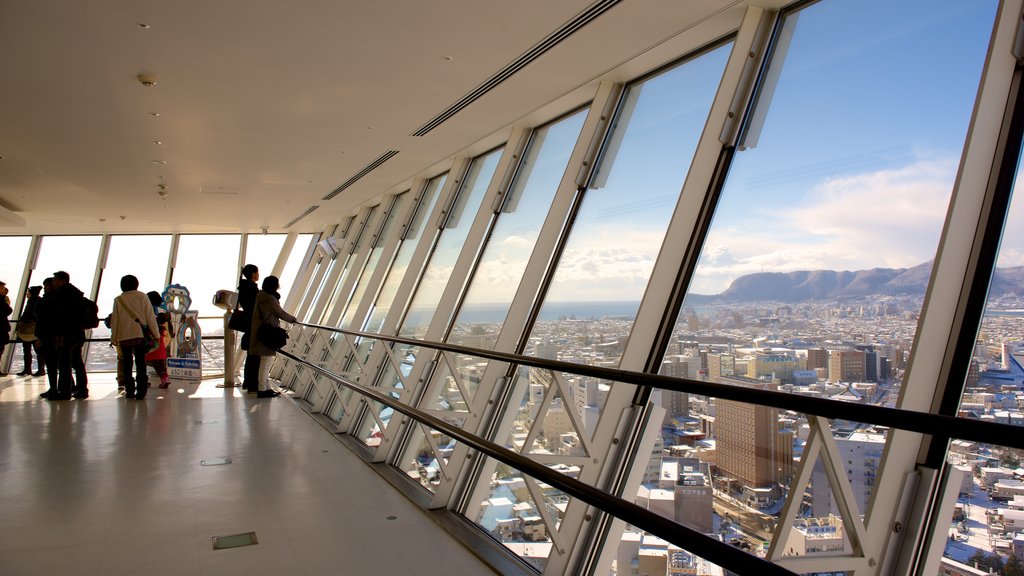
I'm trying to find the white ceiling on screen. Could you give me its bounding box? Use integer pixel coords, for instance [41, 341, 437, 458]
[0, 0, 741, 235]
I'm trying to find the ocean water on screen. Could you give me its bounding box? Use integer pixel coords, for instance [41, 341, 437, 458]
[452, 301, 641, 324]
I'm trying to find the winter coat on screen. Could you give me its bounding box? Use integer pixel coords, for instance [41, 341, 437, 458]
[249, 290, 296, 356]
[233, 278, 258, 333]
[0, 296, 10, 345]
[15, 294, 38, 342]
[111, 290, 160, 345]
[37, 283, 86, 344]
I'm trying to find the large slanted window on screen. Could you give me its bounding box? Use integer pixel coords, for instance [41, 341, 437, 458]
[465, 40, 733, 569]
[389, 110, 587, 468]
[630, 0, 996, 571]
[399, 148, 503, 338]
[673, 0, 996, 404]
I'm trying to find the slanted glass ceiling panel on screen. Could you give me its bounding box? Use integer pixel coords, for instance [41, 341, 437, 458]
[399, 148, 502, 338]
[523, 42, 732, 369]
[89, 235, 172, 371]
[28, 235, 103, 295]
[674, 0, 996, 405]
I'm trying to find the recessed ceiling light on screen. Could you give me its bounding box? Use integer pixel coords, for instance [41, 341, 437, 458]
[136, 22, 150, 29]
[443, 56, 453, 61]
[152, 160, 167, 165]
[153, 140, 163, 145]
[149, 112, 160, 117]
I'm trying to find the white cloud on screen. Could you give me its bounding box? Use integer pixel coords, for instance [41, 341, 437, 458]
[691, 158, 956, 293]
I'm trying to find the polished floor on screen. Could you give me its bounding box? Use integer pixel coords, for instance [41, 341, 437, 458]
[0, 370, 495, 576]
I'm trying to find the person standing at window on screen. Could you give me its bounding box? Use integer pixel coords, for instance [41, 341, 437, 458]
[249, 276, 295, 398]
[236, 264, 260, 393]
[15, 286, 44, 377]
[0, 281, 10, 377]
[110, 275, 159, 400]
[41, 271, 86, 400]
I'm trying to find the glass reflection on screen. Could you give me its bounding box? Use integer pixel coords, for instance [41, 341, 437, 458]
[678, 0, 996, 406]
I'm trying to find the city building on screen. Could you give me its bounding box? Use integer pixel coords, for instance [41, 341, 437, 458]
[829, 350, 867, 384]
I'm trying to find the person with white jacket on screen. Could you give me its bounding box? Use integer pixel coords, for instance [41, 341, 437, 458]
[110, 275, 160, 399]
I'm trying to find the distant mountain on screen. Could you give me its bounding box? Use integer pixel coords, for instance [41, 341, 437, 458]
[689, 262, 1024, 303]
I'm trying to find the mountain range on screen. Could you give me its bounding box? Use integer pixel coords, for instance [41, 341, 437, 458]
[688, 261, 1024, 303]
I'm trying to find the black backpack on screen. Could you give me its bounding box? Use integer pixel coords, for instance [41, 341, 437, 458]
[81, 296, 100, 329]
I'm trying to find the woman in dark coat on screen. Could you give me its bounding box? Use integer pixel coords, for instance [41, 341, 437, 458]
[0, 281, 10, 377]
[15, 286, 44, 376]
[235, 264, 260, 392]
[249, 275, 296, 398]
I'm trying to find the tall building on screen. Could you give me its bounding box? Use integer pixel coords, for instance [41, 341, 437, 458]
[715, 398, 789, 502]
[707, 353, 736, 381]
[811, 430, 885, 518]
[829, 350, 867, 383]
[806, 349, 830, 371]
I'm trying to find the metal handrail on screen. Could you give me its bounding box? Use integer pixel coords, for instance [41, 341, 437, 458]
[279, 347, 798, 576]
[295, 321, 1024, 451]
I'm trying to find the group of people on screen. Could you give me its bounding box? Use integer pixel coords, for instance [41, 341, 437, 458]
[0, 265, 296, 400]
[233, 265, 296, 398]
[0, 272, 91, 399]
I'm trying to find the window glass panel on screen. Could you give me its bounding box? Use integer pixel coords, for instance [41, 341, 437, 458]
[355, 152, 499, 447]
[319, 206, 379, 324]
[1, 236, 33, 374]
[449, 110, 587, 350]
[399, 149, 502, 338]
[0, 236, 32, 318]
[172, 235, 241, 318]
[394, 111, 588, 472]
[673, 0, 995, 406]
[318, 179, 444, 424]
[341, 193, 408, 329]
[172, 235, 241, 374]
[277, 233, 315, 305]
[617, 0, 996, 571]
[362, 175, 446, 335]
[28, 235, 103, 295]
[954, 76, 1024, 564]
[467, 42, 733, 567]
[242, 233, 286, 288]
[525, 42, 731, 369]
[303, 256, 339, 323]
[89, 235, 172, 371]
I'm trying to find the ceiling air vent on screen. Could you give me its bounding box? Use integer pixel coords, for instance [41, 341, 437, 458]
[199, 186, 240, 195]
[322, 150, 400, 202]
[285, 205, 320, 229]
[411, 0, 624, 137]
